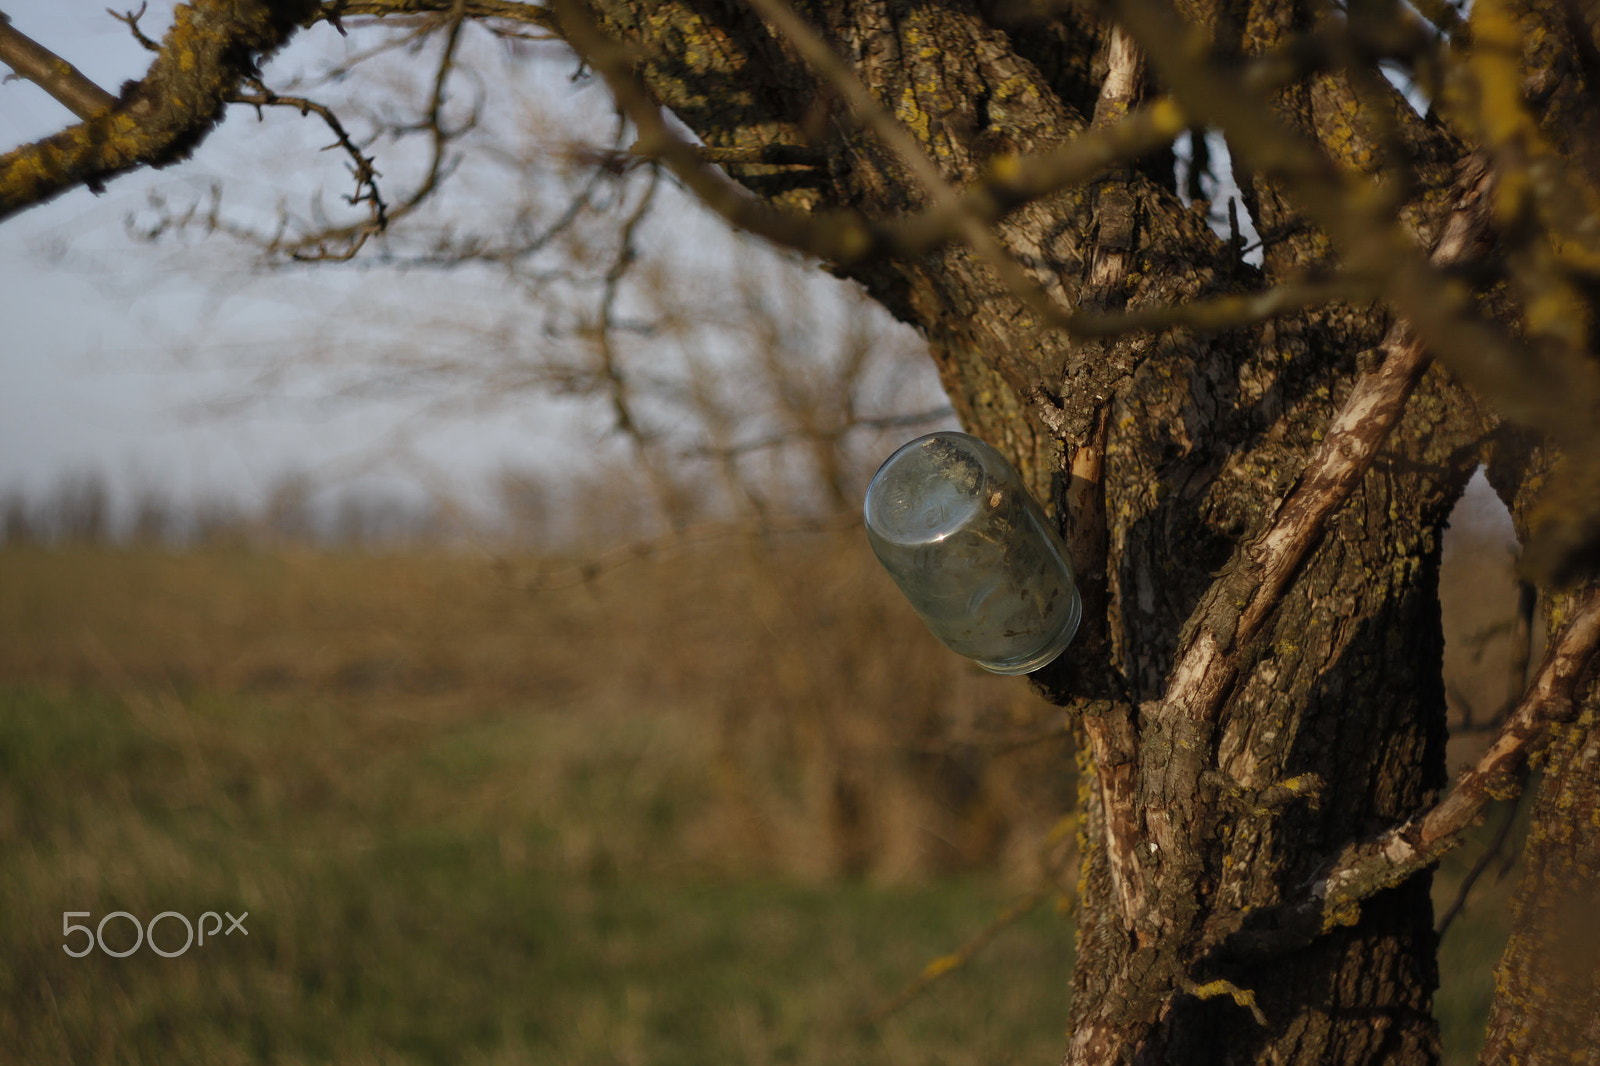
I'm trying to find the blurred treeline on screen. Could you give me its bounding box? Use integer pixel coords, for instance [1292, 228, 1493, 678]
[0, 472, 1075, 886]
[1, 471, 441, 549]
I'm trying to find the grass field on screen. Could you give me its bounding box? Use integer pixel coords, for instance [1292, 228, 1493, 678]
[0, 525, 1524, 1064]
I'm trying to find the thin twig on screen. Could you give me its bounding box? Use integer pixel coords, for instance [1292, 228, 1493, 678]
[1323, 586, 1600, 912]
[108, 3, 159, 52]
[508, 512, 863, 591]
[855, 812, 1078, 1026]
[293, 1, 467, 261]
[678, 407, 954, 461]
[1066, 276, 1379, 338]
[1499, 580, 1537, 724]
[1434, 780, 1526, 937]
[590, 166, 689, 527]
[317, 0, 556, 30]
[228, 78, 388, 238]
[188, 7, 475, 262]
[854, 883, 1053, 1026]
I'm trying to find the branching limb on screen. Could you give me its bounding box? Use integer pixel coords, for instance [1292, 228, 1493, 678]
[1205, 584, 1600, 963]
[1337, 584, 1600, 879]
[1153, 155, 1497, 736]
[147, 7, 475, 262]
[588, 166, 693, 528]
[1065, 276, 1379, 338]
[744, 0, 1101, 373]
[0, 11, 116, 120]
[741, 0, 1073, 406]
[561, 0, 1435, 362]
[1119, 0, 1600, 582]
[1118, 0, 1600, 442]
[0, 0, 318, 223]
[289, 2, 471, 261]
[227, 77, 388, 246]
[552, 0, 1187, 271]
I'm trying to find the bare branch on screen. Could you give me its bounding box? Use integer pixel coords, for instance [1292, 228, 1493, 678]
[554, 0, 1427, 364]
[172, 9, 476, 263]
[678, 408, 955, 463]
[293, 3, 470, 261]
[855, 883, 1054, 1026]
[551, 0, 1185, 271]
[0, 10, 117, 120]
[1433, 780, 1525, 938]
[508, 513, 863, 591]
[227, 78, 389, 248]
[0, 0, 317, 223]
[1207, 584, 1600, 963]
[1066, 276, 1380, 338]
[108, 3, 160, 52]
[317, 0, 556, 31]
[1153, 155, 1497, 738]
[587, 166, 693, 527]
[576, 141, 824, 173]
[743, 0, 1082, 360]
[1118, 0, 1600, 439]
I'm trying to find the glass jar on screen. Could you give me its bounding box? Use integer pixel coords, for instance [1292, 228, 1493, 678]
[864, 431, 1082, 675]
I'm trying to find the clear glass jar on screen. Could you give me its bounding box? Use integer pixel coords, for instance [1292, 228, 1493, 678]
[864, 431, 1082, 675]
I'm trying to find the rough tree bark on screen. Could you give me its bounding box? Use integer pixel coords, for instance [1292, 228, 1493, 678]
[4, 1, 1600, 1064]
[567, 2, 1477, 1062]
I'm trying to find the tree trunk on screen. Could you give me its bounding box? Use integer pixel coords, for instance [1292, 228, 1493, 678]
[574, 1, 1542, 1062]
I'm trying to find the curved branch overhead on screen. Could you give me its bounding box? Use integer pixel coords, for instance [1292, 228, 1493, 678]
[0, 0, 318, 222]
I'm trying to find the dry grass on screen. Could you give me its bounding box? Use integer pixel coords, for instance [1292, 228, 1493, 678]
[0, 530, 1083, 1065]
[0, 504, 1532, 1064]
[0, 530, 1072, 882]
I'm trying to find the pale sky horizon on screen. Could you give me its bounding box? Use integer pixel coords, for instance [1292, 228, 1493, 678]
[0, 4, 740, 524]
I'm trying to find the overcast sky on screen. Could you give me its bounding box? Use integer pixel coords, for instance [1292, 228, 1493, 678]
[0, 5, 625, 520]
[0, 4, 839, 522]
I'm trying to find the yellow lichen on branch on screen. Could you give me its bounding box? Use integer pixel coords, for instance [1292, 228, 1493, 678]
[0, 0, 319, 223]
